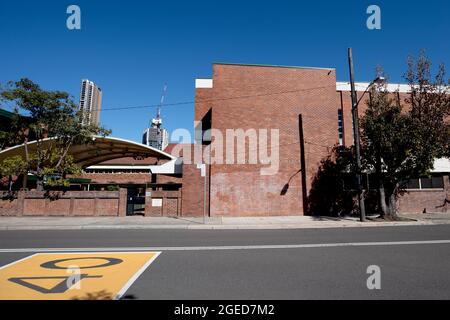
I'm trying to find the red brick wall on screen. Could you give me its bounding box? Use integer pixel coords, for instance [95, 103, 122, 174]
[164, 198, 178, 216]
[0, 193, 20, 216]
[144, 190, 181, 216]
[180, 162, 207, 217]
[157, 174, 182, 184]
[195, 87, 214, 124]
[74, 173, 151, 185]
[72, 172, 181, 185]
[0, 189, 127, 216]
[197, 64, 339, 216]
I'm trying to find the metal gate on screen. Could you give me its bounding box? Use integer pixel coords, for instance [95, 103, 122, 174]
[126, 188, 145, 216]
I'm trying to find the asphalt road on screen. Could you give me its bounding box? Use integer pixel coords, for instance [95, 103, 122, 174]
[1, 225, 450, 299]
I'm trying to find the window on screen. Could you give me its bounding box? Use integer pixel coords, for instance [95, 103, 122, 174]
[405, 178, 420, 189]
[201, 109, 212, 145]
[338, 109, 344, 146]
[404, 176, 444, 190]
[420, 176, 444, 189]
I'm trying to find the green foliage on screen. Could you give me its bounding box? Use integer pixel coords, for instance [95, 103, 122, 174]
[41, 153, 81, 187]
[0, 78, 111, 190]
[106, 185, 120, 191]
[0, 130, 9, 150]
[0, 155, 27, 177]
[360, 51, 450, 216]
[307, 146, 357, 216]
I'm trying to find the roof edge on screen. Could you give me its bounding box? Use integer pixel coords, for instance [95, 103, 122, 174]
[213, 62, 335, 71]
[0, 135, 176, 161]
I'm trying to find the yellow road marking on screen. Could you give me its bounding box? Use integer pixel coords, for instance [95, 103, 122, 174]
[0, 252, 160, 300]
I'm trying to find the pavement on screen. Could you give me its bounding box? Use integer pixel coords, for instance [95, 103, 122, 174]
[0, 212, 450, 230]
[1, 225, 450, 299]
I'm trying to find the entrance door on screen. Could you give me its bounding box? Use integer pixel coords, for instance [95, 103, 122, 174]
[126, 188, 145, 216]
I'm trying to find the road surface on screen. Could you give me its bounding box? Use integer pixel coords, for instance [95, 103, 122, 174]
[0, 224, 449, 299]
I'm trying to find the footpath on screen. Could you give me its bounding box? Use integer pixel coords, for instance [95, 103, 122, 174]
[1, 213, 449, 230]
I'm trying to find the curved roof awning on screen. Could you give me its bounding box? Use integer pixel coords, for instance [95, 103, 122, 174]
[0, 136, 175, 168]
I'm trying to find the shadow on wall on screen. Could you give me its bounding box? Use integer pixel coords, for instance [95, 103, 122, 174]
[306, 146, 357, 217]
[280, 169, 302, 196]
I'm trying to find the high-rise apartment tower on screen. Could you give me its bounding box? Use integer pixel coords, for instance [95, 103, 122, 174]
[79, 79, 102, 126]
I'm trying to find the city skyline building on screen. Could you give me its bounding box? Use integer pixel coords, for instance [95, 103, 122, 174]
[142, 126, 169, 151]
[142, 84, 169, 151]
[79, 79, 102, 126]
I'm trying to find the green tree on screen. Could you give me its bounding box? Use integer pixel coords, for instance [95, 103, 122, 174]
[0, 155, 27, 191]
[360, 52, 450, 219]
[307, 146, 357, 216]
[0, 78, 111, 190]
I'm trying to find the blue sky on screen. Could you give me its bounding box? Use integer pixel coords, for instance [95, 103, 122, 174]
[1, 0, 449, 143]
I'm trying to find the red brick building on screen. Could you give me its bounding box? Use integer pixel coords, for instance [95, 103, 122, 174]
[1, 63, 449, 217]
[189, 63, 449, 217]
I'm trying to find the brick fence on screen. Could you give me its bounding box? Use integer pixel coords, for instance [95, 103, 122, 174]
[145, 190, 182, 216]
[0, 189, 127, 216]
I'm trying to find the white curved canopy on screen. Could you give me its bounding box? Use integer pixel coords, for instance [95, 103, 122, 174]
[0, 136, 175, 168]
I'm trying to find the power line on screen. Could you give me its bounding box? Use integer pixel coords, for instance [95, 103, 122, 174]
[89, 84, 335, 112]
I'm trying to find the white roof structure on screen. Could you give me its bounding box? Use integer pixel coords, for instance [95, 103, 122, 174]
[432, 158, 450, 173]
[336, 81, 411, 93]
[87, 159, 182, 174]
[195, 79, 213, 88]
[0, 136, 175, 168]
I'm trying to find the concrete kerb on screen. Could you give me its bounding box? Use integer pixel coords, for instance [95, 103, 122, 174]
[0, 218, 445, 231]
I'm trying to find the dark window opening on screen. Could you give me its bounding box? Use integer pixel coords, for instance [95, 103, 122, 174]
[201, 109, 212, 145]
[338, 109, 344, 146]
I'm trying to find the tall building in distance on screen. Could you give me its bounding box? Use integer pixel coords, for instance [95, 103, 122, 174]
[142, 85, 169, 151]
[142, 126, 169, 151]
[79, 79, 102, 126]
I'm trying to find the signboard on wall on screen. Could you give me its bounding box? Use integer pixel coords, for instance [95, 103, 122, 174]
[152, 198, 162, 207]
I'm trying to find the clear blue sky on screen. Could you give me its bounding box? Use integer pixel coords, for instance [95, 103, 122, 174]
[1, 0, 449, 143]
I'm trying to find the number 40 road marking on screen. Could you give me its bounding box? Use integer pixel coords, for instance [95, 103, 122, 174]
[0, 252, 160, 300]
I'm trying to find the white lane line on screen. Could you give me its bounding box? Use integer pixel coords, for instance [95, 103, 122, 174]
[1, 239, 450, 253]
[115, 251, 161, 300]
[0, 253, 38, 269]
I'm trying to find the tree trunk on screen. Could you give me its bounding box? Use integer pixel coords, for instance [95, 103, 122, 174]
[36, 170, 44, 191]
[22, 134, 29, 189]
[381, 184, 399, 220]
[36, 178, 44, 191]
[379, 184, 389, 217]
[387, 191, 398, 218]
[55, 139, 73, 170]
[375, 154, 389, 217]
[35, 136, 44, 191]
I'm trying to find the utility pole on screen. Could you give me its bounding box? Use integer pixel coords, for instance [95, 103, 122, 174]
[348, 47, 366, 222]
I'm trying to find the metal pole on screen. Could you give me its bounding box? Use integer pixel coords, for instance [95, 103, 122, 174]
[348, 48, 366, 222]
[203, 168, 206, 224]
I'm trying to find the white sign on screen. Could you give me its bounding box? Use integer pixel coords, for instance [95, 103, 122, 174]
[152, 198, 162, 207]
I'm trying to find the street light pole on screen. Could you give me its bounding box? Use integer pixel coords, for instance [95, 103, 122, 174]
[348, 47, 366, 222]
